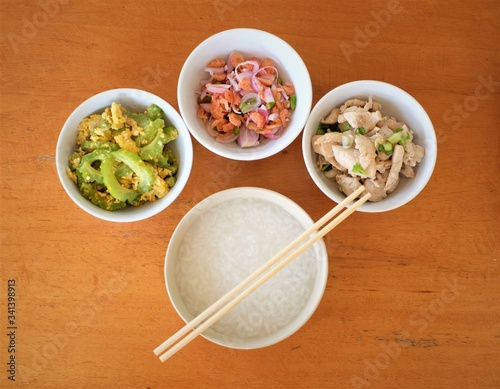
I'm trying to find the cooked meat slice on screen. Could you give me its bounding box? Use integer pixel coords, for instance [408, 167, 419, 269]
[364, 97, 382, 112]
[320, 107, 341, 124]
[336, 174, 363, 196]
[313, 133, 346, 172]
[378, 124, 393, 138]
[378, 116, 404, 131]
[400, 165, 415, 178]
[364, 173, 388, 202]
[375, 157, 392, 173]
[331, 145, 360, 176]
[354, 135, 377, 179]
[340, 99, 367, 112]
[343, 110, 382, 131]
[384, 144, 405, 193]
[403, 141, 425, 167]
[312, 132, 343, 158]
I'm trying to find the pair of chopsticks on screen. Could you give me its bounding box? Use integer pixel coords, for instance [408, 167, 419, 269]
[154, 186, 370, 362]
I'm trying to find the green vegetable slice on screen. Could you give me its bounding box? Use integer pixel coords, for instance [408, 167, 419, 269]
[79, 182, 126, 211]
[290, 94, 297, 111]
[100, 156, 139, 202]
[75, 150, 110, 185]
[111, 149, 154, 193]
[81, 141, 119, 152]
[352, 162, 367, 176]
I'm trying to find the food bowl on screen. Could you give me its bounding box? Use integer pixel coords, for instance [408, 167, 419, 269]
[177, 28, 313, 161]
[302, 80, 437, 212]
[165, 187, 328, 349]
[56, 88, 193, 222]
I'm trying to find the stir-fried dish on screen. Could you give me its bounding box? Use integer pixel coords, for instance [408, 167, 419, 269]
[66, 102, 179, 211]
[312, 97, 425, 201]
[197, 51, 296, 147]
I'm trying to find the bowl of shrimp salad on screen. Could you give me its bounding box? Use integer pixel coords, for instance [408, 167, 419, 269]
[302, 80, 437, 212]
[177, 28, 313, 161]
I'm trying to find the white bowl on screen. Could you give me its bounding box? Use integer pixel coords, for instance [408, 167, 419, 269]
[177, 28, 313, 161]
[165, 187, 328, 349]
[302, 80, 437, 212]
[56, 88, 193, 222]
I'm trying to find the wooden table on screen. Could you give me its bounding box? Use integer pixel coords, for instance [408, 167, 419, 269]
[1, 1, 499, 388]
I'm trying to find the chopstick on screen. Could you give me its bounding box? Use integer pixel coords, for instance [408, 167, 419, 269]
[154, 186, 371, 362]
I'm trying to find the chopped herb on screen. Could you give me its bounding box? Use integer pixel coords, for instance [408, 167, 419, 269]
[387, 132, 403, 145]
[290, 94, 297, 111]
[355, 127, 366, 135]
[316, 128, 326, 135]
[234, 127, 240, 135]
[352, 162, 367, 176]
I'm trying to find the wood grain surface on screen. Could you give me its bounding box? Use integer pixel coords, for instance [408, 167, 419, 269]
[0, 1, 499, 388]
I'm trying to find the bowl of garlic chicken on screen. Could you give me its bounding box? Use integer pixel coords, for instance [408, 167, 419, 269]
[302, 81, 437, 212]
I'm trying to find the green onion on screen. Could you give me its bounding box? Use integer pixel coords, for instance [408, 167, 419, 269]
[387, 132, 403, 145]
[395, 127, 403, 133]
[382, 142, 393, 152]
[277, 77, 283, 84]
[316, 128, 326, 135]
[200, 96, 211, 104]
[234, 127, 240, 135]
[290, 94, 297, 111]
[321, 163, 332, 172]
[266, 102, 275, 110]
[342, 123, 350, 132]
[385, 150, 393, 156]
[377, 144, 384, 152]
[352, 162, 367, 176]
[355, 127, 366, 135]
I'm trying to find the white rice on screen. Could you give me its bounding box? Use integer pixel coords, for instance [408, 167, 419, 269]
[174, 197, 317, 342]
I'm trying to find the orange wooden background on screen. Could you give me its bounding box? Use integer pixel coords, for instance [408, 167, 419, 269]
[1, 1, 499, 388]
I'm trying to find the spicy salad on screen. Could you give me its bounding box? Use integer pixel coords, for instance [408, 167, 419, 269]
[197, 51, 296, 147]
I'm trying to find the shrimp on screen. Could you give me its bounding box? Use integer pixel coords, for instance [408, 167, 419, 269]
[283, 82, 295, 95]
[197, 105, 208, 120]
[210, 95, 225, 119]
[230, 52, 245, 68]
[212, 72, 227, 82]
[260, 57, 276, 68]
[228, 112, 242, 127]
[238, 77, 253, 91]
[280, 109, 291, 128]
[249, 112, 266, 128]
[264, 116, 282, 132]
[206, 58, 225, 68]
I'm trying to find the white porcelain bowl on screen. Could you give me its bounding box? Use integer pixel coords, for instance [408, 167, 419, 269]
[56, 88, 193, 222]
[165, 187, 328, 349]
[302, 80, 437, 212]
[177, 28, 313, 161]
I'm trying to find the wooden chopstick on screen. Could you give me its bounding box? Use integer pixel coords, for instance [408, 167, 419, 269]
[154, 186, 370, 362]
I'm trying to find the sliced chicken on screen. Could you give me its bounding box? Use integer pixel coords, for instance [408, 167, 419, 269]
[364, 172, 388, 202]
[354, 135, 377, 179]
[331, 145, 360, 176]
[378, 116, 404, 131]
[336, 174, 363, 197]
[400, 165, 415, 178]
[363, 97, 382, 112]
[313, 133, 346, 172]
[384, 144, 405, 193]
[343, 110, 382, 131]
[320, 107, 341, 124]
[403, 141, 425, 167]
[340, 99, 367, 112]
